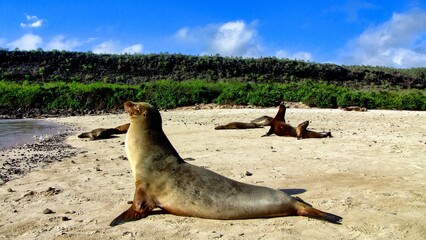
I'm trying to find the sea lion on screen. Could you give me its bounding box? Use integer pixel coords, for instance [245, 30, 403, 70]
[215, 122, 264, 130]
[295, 120, 332, 140]
[342, 106, 367, 112]
[262, 101, 331, 139]
[110, 101, 342, 226]
[78, 123, 130, 140]
[214, 115, 274, 130]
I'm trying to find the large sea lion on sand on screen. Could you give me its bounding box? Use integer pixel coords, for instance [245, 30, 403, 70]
[110, 101, 342, 226]
[78, 123, 130, 140]
[262, 102, 332, 139]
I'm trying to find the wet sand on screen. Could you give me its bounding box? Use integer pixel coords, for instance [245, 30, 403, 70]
[0, 107, 425, 239]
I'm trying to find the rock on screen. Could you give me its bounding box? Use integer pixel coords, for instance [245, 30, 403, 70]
[43, 208, 55, 214]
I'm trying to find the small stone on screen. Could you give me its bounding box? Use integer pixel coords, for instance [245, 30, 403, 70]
[43, 208, 55, 214]
[62, 216, 71, 221]
[7, 188, 15, 192]
[245, 171, 253, 176]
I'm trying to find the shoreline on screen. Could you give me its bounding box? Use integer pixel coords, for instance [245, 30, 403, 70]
[0, 120, 81, 185]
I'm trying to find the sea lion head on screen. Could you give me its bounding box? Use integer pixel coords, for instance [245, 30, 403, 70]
[124, 101, 162, 129]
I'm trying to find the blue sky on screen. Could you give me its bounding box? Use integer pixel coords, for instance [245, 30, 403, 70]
[1, 0, 425, 68]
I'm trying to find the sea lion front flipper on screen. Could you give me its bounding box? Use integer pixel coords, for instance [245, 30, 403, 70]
[261, 126, 275, 137]
[77, 132, 91, 138]
[110, 186, 155, 226]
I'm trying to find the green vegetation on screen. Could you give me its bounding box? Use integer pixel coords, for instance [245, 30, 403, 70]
[0, 50, 425, 112]
[1, 50, 425, 89]
[1, 80, 424, 111]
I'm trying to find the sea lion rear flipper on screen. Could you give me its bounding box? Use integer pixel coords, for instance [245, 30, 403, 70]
[297, 207, 342, 224]
[110, 187, 155, 226]
[114, 123, 130, 133]
[294, 198, 342, 224]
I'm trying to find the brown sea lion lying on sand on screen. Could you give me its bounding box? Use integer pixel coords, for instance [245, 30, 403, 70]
[78, 123, 130, 140]
[214, 115, 274, 130]
[342, 106, 367, 112]
[262, 101, 332, 139]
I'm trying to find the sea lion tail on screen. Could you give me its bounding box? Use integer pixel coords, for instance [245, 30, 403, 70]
[294, 198, 342, 224]
[77, 132, 90, 138]
[110, 206, 147, 227]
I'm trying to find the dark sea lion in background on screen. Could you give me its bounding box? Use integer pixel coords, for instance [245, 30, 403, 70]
[214, 115, 274, 130]
[214, 122, 264, 130]
[110, 101, 342, 226]
[78, 123, 130, 140]
[262, 101, 332, 139]
[342, 106, 367, 112]
[295, 120, 332, 140]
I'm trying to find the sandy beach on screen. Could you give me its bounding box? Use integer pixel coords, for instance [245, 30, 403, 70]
[0, 106, 425, 239]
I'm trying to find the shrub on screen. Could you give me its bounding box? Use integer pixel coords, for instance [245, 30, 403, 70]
[0, 80, 424, 111]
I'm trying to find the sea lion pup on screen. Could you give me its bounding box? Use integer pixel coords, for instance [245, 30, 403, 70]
[78, 123, 130, 140]
[110, 101, 342, 226]
[262, 101, 331, 139]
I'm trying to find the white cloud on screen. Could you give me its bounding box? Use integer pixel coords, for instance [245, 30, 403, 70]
[175, 20, 262, 57]
[7, 33, 43, 50]
[92, 41, 143, 54]
[175, 27, 195, 42]
[339, 10, 426, 68]
[20, 15, 44, 28]
[122, 44, 143, 54]
[45, 35, 82, 51]
[276, 50, 313, 61]
[92, 40, 119, 54]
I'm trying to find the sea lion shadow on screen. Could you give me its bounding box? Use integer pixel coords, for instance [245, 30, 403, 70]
[92, 135, 120, 140]
[102, 135, 120, 140]
[279, 188, 306, 195]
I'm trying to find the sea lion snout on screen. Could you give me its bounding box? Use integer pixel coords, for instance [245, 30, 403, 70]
[124, 101, 135, 113]
[124, 101, 143, 117]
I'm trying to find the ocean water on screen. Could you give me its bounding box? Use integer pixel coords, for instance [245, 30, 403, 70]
[0, 119, 64, 150]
